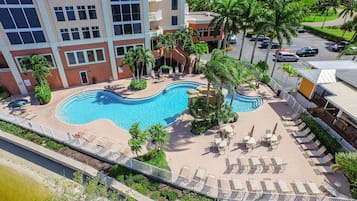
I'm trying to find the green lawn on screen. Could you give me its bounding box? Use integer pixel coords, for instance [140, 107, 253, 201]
[303, 9, 340, 22]
[312, 27, 354, 41]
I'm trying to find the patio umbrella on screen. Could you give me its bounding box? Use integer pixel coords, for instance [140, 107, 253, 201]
[272, 122, 278, 134]
[249, 125, 255, 137]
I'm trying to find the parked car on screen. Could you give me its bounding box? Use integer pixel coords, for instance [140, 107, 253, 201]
[260, 40, 280, 49]
[229, 35, 237, 44]
[275, 51, 299, 62]
[327, 41, 350, 52]
[296, 27, 307, 33]
[250, 34, 270, 41]
[296, 47, 319, 57]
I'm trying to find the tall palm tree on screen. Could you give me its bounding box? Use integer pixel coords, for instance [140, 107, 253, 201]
[157, 34, 171, 66]
[147, 123, 169, 151]
[263, 0, 305, 77]
[339, 0, 357, 22]
[121, 49, 137, 80]
[229, 61, 257, 106]
[210, 0, 241, 49]
[166, 33, 177, 66]
[313, 0, 340, 28]
[237, 0, 259, 60]
[136, 47, 155, 79]
[341, 15, 357, 40]
[20, 54, 52, 84]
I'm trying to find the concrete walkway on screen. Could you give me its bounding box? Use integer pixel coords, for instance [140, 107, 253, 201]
[0, 130, 153, 201]
[303, 11, 353, 27]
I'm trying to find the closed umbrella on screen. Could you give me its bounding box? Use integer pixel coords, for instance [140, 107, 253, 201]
[272, 122, 278, 134]
[249, 125, 255, 137]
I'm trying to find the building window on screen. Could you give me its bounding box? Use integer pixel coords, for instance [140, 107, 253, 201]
[115, 44, 143, 57]
[19, 31, 33, 44]
[82, 27, 90, 39]
[65, 48, 105, 66]
[88, 5, 97, 19]
[77, 5, 87, 20]
[92, 26, 100, 38]
[171, 0, 178, 10]
[203, 28, 209, 37]
[111, 2, 142, 35]
[54, 7, 65, 21]
[60, 28, 70, 41]
[171, 16, 178, 25]
[71, 28, 80, 40]
[6, 32, 22, 44]
[65, 6, 76, 21]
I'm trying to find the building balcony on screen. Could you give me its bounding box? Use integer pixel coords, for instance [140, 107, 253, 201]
[150, 26, 163, 37]
[148, 0, 162, 2]
[149, 10, 162, 22]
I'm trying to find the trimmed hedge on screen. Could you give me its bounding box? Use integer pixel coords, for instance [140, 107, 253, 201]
[301, 113, 341, 155]
[129, 79, 147, 91]
[303, 25, 350, 42]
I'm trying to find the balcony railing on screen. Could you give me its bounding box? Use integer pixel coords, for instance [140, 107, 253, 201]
[148, 0, 162, 2]
[150, 26, 163, 37]
[149, 10, 162, 22]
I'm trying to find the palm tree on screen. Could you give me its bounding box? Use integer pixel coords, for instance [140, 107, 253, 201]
[20, 54, 52, 84]
[237, 0, 259, 60]
[136, 47, 155, 79]
[147, 123, 169, 151]
[210, 0, 241, 49]
[187, 0, 211, 12]
[281, 63, 299, 89]
[339, 0, 357, 23]
[331, 152, 357, 180]
[337, 42, 357, 60]
[157, 34, 171, 66]
[341, 16, 357, 41]
[128, 122, 147, 156]
[313, 0, 340, 28]
[121, 49, 137, 80]
[229, 61, 257, 106]
[263, 0, 305, 77]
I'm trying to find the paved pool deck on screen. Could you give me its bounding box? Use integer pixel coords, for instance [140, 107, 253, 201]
[0, 74, 351, 196]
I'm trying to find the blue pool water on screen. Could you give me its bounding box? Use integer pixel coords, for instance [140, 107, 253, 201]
[57, 82, 262, 130]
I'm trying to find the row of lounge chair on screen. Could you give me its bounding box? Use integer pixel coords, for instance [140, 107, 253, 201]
[226, 156, 286, 172]
[178, 166, 321, 196]
[282, 114, 335, 174]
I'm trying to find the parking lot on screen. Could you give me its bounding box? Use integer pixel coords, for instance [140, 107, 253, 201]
[224, 32, 354, 89]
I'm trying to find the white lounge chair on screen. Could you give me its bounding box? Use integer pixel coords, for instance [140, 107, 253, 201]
[283, 118, 303, 127]
[296, 133, 315, 144]
[311, 153, 334, 165]
[231, 178, 245, 191]
[292, 128, 311, 138]
[316, 165, 334, 174]
[288, 122, 307, 131]
[277, 180, 292, 193]
[179, 166, 191, 183]
[281, 112, 300, 121]
[306, 146, 327, 157]
[24, 112, 37, 120]
[301, 140, 321, 150]
[204, 174, 217, 189]
[294, 181, 307, 194]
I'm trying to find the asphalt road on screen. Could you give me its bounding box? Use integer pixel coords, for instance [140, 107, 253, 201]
[203, 31, 354, 90]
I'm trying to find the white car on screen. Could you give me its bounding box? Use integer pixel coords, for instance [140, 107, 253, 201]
[229, 35, 237, 44]
[275, 51, 299, 62]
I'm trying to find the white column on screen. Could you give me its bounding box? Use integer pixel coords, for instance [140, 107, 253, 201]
[36, 0, 68, 88]
[179, 0, 186, 28]
[143, 0, 151, 50]
[102, 0, 118, 80]
[0, 38, 28, 95]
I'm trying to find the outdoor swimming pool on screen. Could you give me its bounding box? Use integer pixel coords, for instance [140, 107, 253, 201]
[58, 82, 262, 130]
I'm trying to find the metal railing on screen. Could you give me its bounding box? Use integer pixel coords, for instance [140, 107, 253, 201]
[0, 111, 354, 201]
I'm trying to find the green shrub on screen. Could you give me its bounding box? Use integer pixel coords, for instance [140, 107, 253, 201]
[301, 113, 341, 155]
[132, 183, 148, 195]
[125, 176, 135, 187]
[23, 132, 38, 141]
[255, 61, 269, 73]
[147, 181, 160, 191]
[180, 190, 213, 201]
[135, 149, 170, 170]
[130, 79, 147, 91]
[44, 139, 67, 151]
[161, 65, 171, 74]
[150, 191, 160, 200]
[161, 189, 178, 201]
[34, 83, 51, 104]
[261, 73, 271, 84]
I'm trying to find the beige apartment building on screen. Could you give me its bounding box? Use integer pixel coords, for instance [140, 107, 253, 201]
[0, 0, 223, 95]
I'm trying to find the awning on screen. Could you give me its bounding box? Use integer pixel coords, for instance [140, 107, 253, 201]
[321, 82, 357, 120]
[296, 69, 336, 84]
[308, 60, 357, 70]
